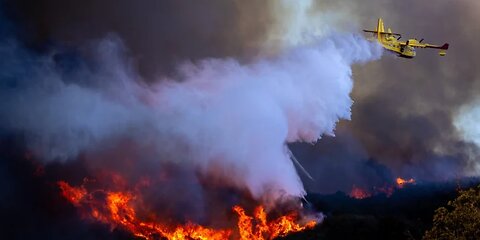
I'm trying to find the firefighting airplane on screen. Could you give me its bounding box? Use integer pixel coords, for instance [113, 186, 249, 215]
[363, 18, 449, 58]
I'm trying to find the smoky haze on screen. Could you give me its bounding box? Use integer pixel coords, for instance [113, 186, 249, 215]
[2, 0, 480, 196]
[296, 0, 480, 193]
[6, 0, 273, 78]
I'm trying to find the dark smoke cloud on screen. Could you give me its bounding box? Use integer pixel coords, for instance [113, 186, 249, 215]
[5, 0, 273, 79]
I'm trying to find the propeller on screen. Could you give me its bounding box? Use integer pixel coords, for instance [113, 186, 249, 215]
[397, 36, 402, 40]
[419, 38, 424, 43]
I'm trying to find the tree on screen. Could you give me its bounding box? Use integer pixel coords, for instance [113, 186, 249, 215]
[423, 185, 480, 240]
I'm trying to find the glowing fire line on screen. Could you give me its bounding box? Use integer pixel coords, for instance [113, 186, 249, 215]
[58, 181, 316, 240]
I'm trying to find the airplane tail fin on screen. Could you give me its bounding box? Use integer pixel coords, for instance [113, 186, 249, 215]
[363, 18, 401, 39]
[376, 18, 385, 41]
[376, 18, 385, 33]
[439, 43, 449, 50]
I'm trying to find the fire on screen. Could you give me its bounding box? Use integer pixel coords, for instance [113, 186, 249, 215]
[232, 205, 316, 240]
[349, 177, 416, 199]
[349, 185, 371, 199]
[58, 180, 316, 240]
[58, 181, 87, 205]
[396, 177, 415, 188]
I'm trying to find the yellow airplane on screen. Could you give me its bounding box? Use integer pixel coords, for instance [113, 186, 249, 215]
[363, 18, 449, 58]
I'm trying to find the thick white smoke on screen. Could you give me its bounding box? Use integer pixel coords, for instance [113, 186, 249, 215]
[455, 100, 480, 147]
[264, 0, 352, 54]
[0, 33, 381, 201]
[454, 100, 480, 174]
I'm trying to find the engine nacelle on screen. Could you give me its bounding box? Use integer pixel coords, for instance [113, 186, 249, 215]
[406, 39, 419, 45]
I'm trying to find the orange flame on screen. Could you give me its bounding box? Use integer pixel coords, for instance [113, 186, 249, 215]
[58, 181, 316, 240]
[232, 205, 316, 240]
[58, 181, 87, 205]
[396, 177, 415, 188]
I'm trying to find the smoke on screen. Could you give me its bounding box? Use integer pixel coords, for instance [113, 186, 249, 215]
[454, 99, 480, 175]
[455, 101, 480, 148]
[0, 36, 148, 159]
[5, 0, 356, 77]
[262, 0, 350, 52]
[5, 0, 275, 79]
[6, 0, 479, 199]
[279, 0, 480, 193]
[0, 23, 381, 203]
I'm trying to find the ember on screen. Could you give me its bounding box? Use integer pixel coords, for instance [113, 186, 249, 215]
[349, 185, 371, 199]
[58, 180, 316, 240]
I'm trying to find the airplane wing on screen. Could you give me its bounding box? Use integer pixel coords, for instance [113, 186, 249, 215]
[363, 30, 402, 37]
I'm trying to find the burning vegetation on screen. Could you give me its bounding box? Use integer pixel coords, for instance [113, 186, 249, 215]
[57, 175, 317, 240]
[349, 185, 372, 199]
[349, 177, 416, 199]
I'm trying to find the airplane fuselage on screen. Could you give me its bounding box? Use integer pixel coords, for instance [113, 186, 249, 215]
[379, 36, 416, 58]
